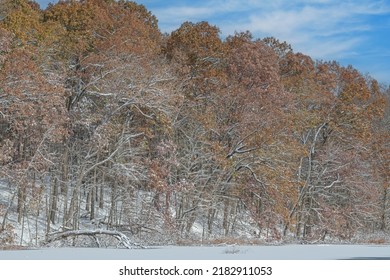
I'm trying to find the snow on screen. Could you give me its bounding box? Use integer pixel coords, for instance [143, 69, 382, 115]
[1, 244, 390, 260]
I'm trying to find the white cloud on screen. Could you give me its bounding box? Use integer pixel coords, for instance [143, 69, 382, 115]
[150, 0, 390, 64]
[232, 5, 362, 56]
[153, 5, 217, 34]
[217, 0, 389, 60]
[300, 38, 363, 59]
[154, 6, 213, 22]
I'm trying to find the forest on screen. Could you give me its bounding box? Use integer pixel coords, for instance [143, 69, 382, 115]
[0, 0, 389, 248]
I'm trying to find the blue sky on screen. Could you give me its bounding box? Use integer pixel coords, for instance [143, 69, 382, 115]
[36, 0, 390, 85]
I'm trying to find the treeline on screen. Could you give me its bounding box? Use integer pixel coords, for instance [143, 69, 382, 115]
[0, 0, 389, 246]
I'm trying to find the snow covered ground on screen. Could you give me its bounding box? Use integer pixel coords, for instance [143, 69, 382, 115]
[1, 244, 390, 260]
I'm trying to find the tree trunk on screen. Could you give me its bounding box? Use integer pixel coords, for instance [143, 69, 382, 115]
[49, 177, 58, 224]
[60, 148, 69, 195]
[17, 184, 26, 224]
[381, 186, 389, 230]
[223, 198, 230, 236]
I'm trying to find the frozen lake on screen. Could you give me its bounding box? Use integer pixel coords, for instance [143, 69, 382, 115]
[1, 244, 390, 260]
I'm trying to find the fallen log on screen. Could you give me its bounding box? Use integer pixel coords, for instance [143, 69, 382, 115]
[45, 229, 145, 249]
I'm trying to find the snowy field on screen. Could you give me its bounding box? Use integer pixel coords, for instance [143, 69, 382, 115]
[1, 244, 390, 260]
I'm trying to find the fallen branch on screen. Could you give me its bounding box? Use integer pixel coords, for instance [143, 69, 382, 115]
[45, 229, 145, 249]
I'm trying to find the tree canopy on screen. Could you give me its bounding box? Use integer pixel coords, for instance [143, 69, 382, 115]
[0, 0, 389, 246]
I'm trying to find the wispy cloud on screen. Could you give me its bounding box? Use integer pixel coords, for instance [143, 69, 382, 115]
[153, 5, 214, 34]
[154, 6, 213, 23]
[152, 0, 389, 62]
[222, 1, 388, 58]
[231, 5, 366, 58]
